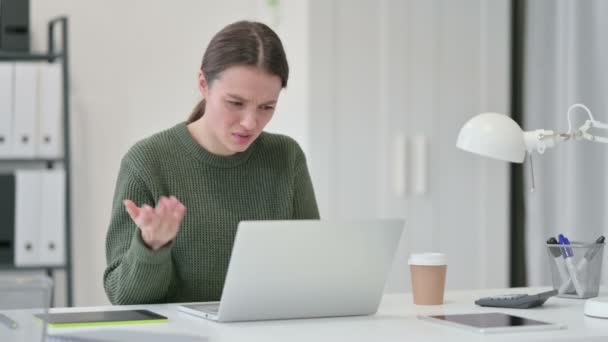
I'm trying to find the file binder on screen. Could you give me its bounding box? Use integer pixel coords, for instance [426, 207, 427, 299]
[0, 174, 16, 265]
[14, 170, 41, 266]
[12, 62, 39, 158]
[0, 63, 14, 157]
[39, 168, 65, 266]
[37, 62, 63, 158]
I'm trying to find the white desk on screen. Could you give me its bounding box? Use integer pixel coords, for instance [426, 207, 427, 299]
[44, 287, 608, 341]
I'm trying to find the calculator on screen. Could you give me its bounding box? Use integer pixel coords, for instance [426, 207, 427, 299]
[474, 290, 558, 309]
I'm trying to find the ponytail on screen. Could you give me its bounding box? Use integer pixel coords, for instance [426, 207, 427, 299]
[188, 98, 206, 123]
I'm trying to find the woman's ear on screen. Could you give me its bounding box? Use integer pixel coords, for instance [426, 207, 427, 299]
[198, 70, 209, 98]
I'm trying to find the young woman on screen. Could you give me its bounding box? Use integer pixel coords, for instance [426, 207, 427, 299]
[104, 21, 319, 305]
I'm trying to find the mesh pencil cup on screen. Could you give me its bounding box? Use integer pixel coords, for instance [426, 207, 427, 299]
[546, 241, 604, 299]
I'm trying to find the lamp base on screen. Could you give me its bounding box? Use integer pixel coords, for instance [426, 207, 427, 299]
[584, 297, 608, 318]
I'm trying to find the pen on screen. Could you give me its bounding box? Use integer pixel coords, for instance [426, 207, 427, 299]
[583, 236, 606, 261]
[0, 313, 18, 329]
[559, 234, 585, 296]
[547, 237, 571, 290]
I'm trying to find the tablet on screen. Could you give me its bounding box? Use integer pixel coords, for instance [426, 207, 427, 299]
[35, 309, 168, 328]
[418, 313, 566, 334]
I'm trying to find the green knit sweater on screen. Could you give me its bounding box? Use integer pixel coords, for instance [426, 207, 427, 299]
[104, 122, 320, 305]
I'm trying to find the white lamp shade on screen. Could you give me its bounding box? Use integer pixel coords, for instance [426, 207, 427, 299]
[456, 112, 526, 163]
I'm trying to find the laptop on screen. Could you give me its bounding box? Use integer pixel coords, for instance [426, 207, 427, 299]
[178, 219, 404, 322]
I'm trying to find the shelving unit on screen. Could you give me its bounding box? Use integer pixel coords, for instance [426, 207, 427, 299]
[0, 16, 72, 306]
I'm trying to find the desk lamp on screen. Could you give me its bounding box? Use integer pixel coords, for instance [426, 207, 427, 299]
[455, 103, 608, 318]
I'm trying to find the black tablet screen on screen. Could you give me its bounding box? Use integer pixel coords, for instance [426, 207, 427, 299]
[429, 313, 550, 328]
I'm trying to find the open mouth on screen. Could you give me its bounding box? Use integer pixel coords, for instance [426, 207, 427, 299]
[232, 133, 253, 145]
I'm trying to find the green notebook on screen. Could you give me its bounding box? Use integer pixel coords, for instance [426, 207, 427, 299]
[35, 309, 168, 328]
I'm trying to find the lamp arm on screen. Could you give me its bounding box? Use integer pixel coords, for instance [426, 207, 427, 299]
[523, 118, 608, 154]
[523, 129, 562, 154]
[576, 119, 608, 144]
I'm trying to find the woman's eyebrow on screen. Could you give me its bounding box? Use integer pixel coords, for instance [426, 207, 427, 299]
[226, 93, 247, 101]
[226, 93, 277, 105]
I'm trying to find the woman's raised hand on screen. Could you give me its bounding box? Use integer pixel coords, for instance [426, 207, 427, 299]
[123, 196, 186, 250]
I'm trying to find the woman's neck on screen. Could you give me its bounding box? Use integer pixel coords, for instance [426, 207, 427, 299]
[186, 116, 234, 156]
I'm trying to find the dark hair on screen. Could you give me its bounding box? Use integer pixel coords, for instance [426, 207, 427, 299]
[188, 21, 289, 123]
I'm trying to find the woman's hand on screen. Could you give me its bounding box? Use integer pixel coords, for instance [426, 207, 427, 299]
[123, 196, 186, 251]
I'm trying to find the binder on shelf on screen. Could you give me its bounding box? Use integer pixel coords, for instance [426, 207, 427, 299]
[39, 168, 66, 266]
[12, 62, 39, 158]
[38, 62, 63, 158]
[0, 63, 14, 158]
[0, 174, 16, 265]
[14, 170, 42, 266]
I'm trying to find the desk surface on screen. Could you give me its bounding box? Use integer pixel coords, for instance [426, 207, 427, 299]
[45, 287, 608, 341]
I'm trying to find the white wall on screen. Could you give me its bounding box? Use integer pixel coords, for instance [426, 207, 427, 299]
[308, 0, 511, 291]
[31, 0, 310, 306]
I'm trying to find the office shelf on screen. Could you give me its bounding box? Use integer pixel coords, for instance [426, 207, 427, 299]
[0, 264, 66, 270]
[0, 158, 65, 163]
[0, 52, 62, 61]
[0, 16, 73, 306]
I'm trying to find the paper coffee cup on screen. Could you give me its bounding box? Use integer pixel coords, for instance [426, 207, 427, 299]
[408, 253, 447, 305]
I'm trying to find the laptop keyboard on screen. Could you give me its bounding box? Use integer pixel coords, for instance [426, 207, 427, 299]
[202, 303, 219, 314]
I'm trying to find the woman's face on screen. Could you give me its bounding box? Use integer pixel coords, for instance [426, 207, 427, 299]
[198, 65, 282, 156]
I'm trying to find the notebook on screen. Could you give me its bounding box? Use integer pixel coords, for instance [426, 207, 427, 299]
[35, 310, 167, 328]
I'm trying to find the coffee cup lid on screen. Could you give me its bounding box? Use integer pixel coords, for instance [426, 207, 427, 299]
[408, 253, 447, 266]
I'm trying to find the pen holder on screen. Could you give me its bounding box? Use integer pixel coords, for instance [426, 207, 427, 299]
[546, 241, 605, 299]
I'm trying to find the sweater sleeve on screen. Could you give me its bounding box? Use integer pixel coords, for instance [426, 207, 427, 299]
[103, 157, 175, 304]
[292, 147, 321, 219]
